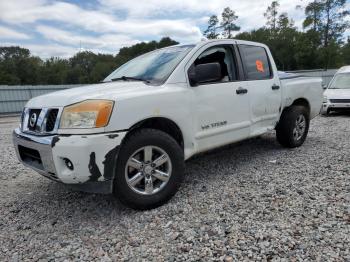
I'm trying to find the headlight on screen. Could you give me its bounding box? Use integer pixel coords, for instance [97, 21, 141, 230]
[60, 100, 114, 129]
[323, 96, 328, 103]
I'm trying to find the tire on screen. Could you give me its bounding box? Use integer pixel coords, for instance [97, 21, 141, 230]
[276, 105, 310, 148]
[113, 128, 184, 210]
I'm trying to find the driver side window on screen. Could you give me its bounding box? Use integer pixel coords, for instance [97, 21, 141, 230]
[193, 46, 237, 83]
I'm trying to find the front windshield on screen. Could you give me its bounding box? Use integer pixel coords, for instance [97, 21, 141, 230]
[329, 73, 350, 89]
[104, 45, 194, 84]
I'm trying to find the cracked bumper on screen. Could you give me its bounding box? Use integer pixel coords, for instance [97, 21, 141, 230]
[12, 128, 127, 194]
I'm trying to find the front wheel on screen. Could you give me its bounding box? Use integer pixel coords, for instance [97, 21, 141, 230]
[276, 105, 310, 148]
[113, 128, 184, 210]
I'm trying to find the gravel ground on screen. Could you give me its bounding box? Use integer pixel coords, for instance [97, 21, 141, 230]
[0, 114, 349, 261]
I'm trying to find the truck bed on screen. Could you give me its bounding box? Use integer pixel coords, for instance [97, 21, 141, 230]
[280, 74, 323, 119]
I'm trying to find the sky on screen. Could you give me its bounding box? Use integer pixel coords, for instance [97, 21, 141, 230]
[0, 0, 349, 59]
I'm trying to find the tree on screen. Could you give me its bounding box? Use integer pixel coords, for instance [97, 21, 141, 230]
[278, 13, 294, 29]
[157, 37, 179, 48]
[0, 37, 179, 85]
[303, 0, 323, 31]
[204, 15, 220, 39]
[117, 37, 178, 65]
[0, 46, 42, 85]
[39, 58, 69, 84]
[221, 7, 240, 38]
[2, 6, 350, 86]
[274, 13, 299, 70]
[342, 37, 350, 64]
[303, 0, 349, 68]
[264, 1, 280, 31]
[0, 46, 30, 60]
[69, 51, 98, 83]
[90, 61, 115, 83]
[237, 13, 299, 71]
[321, 0, 349, 48]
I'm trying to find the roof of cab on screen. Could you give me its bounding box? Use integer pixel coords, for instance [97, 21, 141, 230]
[193, 38, 268, 49]
[337, 66, 350, 74]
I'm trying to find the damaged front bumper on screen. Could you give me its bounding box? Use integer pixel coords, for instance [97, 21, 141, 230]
[12, 128, 127, 194]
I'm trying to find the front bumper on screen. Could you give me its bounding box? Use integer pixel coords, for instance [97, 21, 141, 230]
[321, 102, 350, 113]
[12, 128, 127, 194]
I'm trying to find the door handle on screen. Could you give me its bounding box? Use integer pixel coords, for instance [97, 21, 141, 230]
[272, 84, 280, 90]
[236, 87, 248, 95]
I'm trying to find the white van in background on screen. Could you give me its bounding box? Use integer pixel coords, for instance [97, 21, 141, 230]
[322, 66, 350, 115]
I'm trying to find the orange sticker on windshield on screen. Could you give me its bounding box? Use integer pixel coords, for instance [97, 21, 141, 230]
[256, 60, 264, 72]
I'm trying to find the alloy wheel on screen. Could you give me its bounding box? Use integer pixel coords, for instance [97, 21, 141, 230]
[125, 146, 172, 195]
[293, 114, 306, 141]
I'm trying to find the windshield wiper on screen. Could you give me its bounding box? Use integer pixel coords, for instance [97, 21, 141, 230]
[111, 76, 150, 83]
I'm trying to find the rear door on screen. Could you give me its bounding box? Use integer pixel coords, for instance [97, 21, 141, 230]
[187, 43, 251, 153]
[238, 44, 282, 136]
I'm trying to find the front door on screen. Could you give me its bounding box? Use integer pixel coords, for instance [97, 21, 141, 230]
[188, 44, 251, 153]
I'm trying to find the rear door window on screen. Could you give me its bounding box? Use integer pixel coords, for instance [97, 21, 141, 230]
[238, 45, 272, 80]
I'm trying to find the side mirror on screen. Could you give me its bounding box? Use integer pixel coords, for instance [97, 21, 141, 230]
[188, 62, 222, 86]
[322, 84, 328, 89]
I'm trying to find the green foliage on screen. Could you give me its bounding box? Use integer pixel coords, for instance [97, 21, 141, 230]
[0, 46, 42, 85]
[294, 30, 322, 69]
[342, 38, 350, 64]
[204, 1, 348, 70]
[0, 37, 178, 85]
[203, 15, 220, 39]
[1, 0, 349, 86]
[264, 1, 280, 31]
[236, 0, 349, 70]
[39, 58, 69, 84]
[203, 7, 240, 39]
[302, 0, 349, 68]
[303, 0, 323, 31]
[221, 7, 240, 38]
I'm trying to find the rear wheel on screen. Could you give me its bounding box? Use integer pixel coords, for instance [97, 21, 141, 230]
[276, 105, 310, 148]
[113, 128, 184, 210]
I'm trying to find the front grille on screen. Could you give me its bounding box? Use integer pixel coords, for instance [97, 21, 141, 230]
[329, 99, 350, 103]
[22, 107, 62, 134]
[45, 109, 59, 132]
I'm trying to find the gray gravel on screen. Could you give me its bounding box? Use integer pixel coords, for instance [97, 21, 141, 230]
[0, 114, 349, 261]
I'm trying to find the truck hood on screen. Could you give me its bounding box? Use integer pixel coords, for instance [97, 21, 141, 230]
[26, 81, 159, 108]
[324, 88, 350, 99]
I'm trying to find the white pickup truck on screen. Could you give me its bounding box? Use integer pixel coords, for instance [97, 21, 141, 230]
[13, 39, 323, 209]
